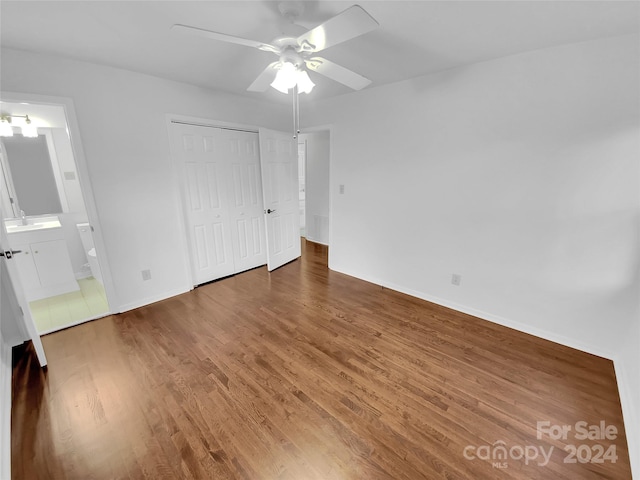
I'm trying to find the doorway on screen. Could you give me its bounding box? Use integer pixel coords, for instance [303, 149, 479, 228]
[0, 96, 113, 334]
[298, 130, 330, 246]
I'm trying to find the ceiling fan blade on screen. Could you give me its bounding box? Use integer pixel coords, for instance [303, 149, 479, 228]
[171, 24, 279, 53]
[247, 62, 280, 92]
[296, 5, 379, 54]
[305, 57, 371, 90]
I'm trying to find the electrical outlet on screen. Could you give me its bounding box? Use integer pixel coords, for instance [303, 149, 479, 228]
[451, 273, 461, 286]
[339, 184, 345, 194]
[142, 269, 152, 281]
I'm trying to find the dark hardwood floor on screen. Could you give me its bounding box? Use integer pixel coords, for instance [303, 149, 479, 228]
[12, 240, 631, 479]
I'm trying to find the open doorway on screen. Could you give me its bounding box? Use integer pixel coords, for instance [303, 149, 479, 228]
[298, 130, 330, 246]
[0, 98, 112, 334]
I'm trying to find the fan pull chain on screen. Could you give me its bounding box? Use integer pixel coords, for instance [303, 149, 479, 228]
[296, 85, 300, 137]
[292, 85, 300, 139]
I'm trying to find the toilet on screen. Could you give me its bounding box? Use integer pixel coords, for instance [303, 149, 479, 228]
[76, 223, 104, 286]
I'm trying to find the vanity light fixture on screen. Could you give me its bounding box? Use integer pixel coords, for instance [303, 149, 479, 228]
[0, 114, 38, 138]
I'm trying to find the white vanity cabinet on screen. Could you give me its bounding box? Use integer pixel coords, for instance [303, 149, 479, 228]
[6, 218, 79, 301]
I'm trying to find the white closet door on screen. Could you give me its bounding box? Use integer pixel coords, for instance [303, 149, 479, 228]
[258, 128, 301, 271]
[172, 123, 235, 285]
[221, 129, 267, 273]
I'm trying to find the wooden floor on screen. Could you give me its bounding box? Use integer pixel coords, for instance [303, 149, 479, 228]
[12, 240, 631, 479]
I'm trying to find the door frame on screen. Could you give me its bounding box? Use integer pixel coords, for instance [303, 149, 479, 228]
[0, 91, 118, 313]
[165, 114, 264, 288]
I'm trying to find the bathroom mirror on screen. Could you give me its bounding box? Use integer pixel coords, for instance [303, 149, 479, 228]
[1, 133, 63, 216]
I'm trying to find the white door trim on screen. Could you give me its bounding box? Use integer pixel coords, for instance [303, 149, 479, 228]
[166, 114, 259, 133]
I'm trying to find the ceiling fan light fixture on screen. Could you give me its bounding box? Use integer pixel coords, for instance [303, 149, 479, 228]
[271, 62, 298, 94]
[296, 69, 315, 94]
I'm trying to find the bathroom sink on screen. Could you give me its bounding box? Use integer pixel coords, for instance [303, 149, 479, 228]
[4, 215, 62, 234]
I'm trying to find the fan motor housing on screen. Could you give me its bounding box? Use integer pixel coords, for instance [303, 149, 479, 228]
[273, 39, 305, 67]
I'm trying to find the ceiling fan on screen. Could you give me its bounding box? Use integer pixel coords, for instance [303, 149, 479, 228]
[171, 3, 379, 95]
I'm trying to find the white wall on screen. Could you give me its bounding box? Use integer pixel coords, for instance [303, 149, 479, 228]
[50, 127, 91, 277]
[1, 47, 290, 311]
[51, 127, 86, 214]
[300, 131, 330, 244]
[59, 212, 90, 278]
[306, 33, 639, 475]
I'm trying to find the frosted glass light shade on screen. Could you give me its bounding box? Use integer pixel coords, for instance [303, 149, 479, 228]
[296, 70, 315, 94]
[21, 123, 38, 138]
[271, 63, 315, 95]
[271, 62, 298, 94]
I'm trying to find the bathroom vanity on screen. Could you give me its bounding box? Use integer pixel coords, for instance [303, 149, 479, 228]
[4, 215, 79, 301]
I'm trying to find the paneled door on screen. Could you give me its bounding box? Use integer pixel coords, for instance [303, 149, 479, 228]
[171, 122, 267, 285]
[221, 128, 267, 273]
[172, 123, 235, 284]
[258, 128, 301, 271]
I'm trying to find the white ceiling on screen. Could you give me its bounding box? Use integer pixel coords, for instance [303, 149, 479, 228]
[1, 1, 639, 104]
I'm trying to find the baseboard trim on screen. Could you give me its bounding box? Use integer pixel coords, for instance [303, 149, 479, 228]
[1, 338, 12, 480]
[305, 236, 329, 246]
[328, 265, 640, 474]
[74, 271, 92, 281]
[328, 266, 614, 360]
[117, 286, 191, 313]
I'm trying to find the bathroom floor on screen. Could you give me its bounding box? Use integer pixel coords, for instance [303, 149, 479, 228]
[29, 277, 109, 334]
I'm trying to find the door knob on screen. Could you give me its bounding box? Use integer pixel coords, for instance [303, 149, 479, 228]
[266, 209, 276, 214]
[0, 250, 22, 259]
